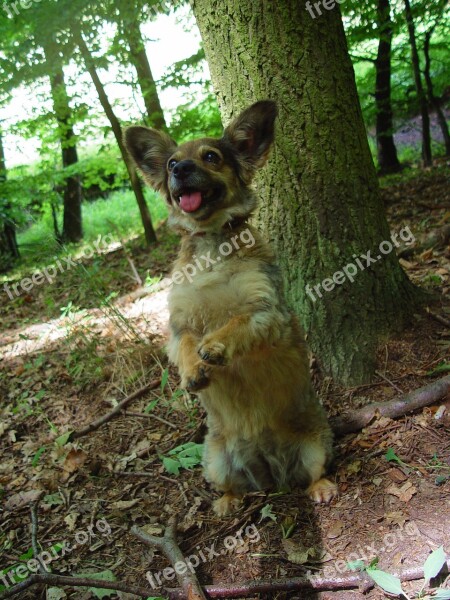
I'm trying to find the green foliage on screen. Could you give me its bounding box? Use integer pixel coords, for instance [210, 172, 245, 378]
[169, 92, 223, 142]
[161, 442, 203, 475]
[361, 546, 449, 599]
[75, 570, 117, 599]
[260, 503, 277, 523]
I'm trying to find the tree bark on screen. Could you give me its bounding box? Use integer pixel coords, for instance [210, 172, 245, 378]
[375, 0, 401, 173]
[423, 28, 450, 157]
[190, 0, 419, 385]
[403, 0, 432, 166]
[75, 31, 157, 246]
[0, 130, 20, 268]
[118, 3, 167, 129]
[43, 42, 83, 243]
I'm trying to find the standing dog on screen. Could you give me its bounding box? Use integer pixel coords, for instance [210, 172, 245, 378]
[125, 101, 337, 515]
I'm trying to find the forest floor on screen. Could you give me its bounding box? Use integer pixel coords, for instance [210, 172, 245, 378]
[0, 161, 449, 600]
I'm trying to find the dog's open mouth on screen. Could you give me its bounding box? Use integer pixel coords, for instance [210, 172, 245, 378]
[174, 187, 223, 214]
[178, 191, 203, 213]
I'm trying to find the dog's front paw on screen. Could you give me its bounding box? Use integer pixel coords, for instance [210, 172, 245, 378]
[213, 493, 242, 516]
[198, 339, 227, 365]
[306, 478, 338, 503]
[181, 363, 210, 392]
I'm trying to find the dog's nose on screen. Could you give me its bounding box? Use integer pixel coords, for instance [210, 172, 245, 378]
[173, 160, 196, 180]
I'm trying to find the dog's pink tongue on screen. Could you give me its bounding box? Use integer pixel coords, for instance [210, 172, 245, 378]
[179, 191, 202, 212]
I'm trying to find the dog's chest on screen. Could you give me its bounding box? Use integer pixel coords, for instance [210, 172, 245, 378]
[168, 252, 266, 334]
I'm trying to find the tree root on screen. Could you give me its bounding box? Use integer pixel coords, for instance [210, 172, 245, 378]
[131, 517, 207, 600]
[165, 560, 450, 598]
[331, 374, 450, 435]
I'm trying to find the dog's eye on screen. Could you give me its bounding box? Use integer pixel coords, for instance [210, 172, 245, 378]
[168, 159, 177, 171]
[203, 151, 220, 164]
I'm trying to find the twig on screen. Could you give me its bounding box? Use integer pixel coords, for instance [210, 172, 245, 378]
[30, 496, 47, 574]
[131, 516, 207, 600]
[165, 560, 450, 598]
[115, 471, 154, 478]
[125, 410, 178, 429]
[375, 370, 404, 394]
[427, 308, 450, 329]
[0, 573, 154, 599]
[331, 375, 450, 435]
[71, 379, 161, 440]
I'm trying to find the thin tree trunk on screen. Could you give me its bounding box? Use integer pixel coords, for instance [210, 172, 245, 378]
[75, 31, 157, 246]
[190, 0, 420, 385]
[0, 129, 20, 265]
[118, 4, 167, 129]
[423, 28, 450, 156]
[403, 0, 432, 166]
[375, 0, 401, 173]
[43, 43, 83, 243]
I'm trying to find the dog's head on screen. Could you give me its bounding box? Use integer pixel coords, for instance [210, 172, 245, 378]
[124, 100, 277, 232]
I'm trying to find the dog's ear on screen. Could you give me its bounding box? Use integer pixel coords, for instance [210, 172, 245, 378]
[124, 126, 177, 192]
[222, 100, 277, 182]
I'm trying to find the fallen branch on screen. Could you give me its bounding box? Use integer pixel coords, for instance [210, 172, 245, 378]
[0, 573, 154, 599]
[30, 496, 47, 575]
[131, 517, 207, 600]
[166, 560, 450, 598]
[331, 374, 450, 435]
[71, 379, 161, 440]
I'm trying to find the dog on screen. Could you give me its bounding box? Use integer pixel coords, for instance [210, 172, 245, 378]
[125, 100, 337, 515]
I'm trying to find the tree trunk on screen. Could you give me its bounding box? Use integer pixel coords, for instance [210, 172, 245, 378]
[375, 0, 401, 174]
[403, 0, 432, 166]
[118, 4, 167, 129]
[190, 0, 420, 385]
[75, 30, 157, 246]
[43, 43, 83, 243]
[0, 129, 20, 267]
[423, 29, 450, 157]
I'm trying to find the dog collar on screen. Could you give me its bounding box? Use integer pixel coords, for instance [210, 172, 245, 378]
[189, 216, 248, 237]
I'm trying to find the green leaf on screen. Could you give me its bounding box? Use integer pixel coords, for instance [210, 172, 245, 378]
[426, 362, 450, 376]
[385, 448, 401, 464]
[19, 547, 34, 561]
[435, 475, 448, 485]
[43, 493, 64, 507]
[76, 570, 116, 599]
[424, 546, 447, 581]
[31, 446, 47, 467]
[144, 399, 159, 413]
[55, 431, 72, 447]
[434, 589, 450, 599]
[260, 503, 277, 522]
[347, 559, 365, 571]
[366, 568, 404, 596]
[161, 368, 169, 390]
[162, 443, 203, 476]
[162, 457, 181, 476]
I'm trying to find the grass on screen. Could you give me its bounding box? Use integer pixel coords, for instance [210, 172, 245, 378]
[4, 188, 168, 280]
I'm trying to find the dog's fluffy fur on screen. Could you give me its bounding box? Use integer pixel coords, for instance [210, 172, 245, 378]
[125, 101, 337, 515]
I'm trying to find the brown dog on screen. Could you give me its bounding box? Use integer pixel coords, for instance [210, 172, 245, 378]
[125, 101, 337, 515]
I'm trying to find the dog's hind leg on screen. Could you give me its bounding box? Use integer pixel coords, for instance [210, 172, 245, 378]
[298, 436, 338, 503]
